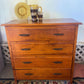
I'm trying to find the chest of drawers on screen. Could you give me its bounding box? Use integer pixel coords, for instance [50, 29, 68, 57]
[2, 19, 81, 84]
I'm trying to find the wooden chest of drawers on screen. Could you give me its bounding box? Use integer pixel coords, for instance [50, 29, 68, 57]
[2, 19, 81, 84]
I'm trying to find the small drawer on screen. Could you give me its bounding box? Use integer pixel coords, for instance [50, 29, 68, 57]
[6, 27, 75, 43]
[14, 57, 72, 69]
[15, 68, 71, 80]
[11, 42, 73, 55]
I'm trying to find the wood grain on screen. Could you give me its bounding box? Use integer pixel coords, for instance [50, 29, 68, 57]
[70, 26, 79, 84]
[3, 19, 81, 84]
[11, 43, 73, 55]
[15, 68, 71, 80]
[13, 54, 73, 58]
[6, 27, 75, 42]
[14, 57, 72, 69]
[1, 18, 81, 27]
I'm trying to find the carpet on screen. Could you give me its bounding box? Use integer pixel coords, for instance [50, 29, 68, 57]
[0, 80, 70, 84]
[0, 79, 84, 84]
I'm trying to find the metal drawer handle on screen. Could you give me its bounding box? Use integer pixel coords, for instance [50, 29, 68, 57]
[25, 73, 33, 75]
[54, 33, 64, 36]
[23, 62, 32, 64]
[53, 61, 62, 64]
[54, 73, 62, 75]
[53, 48, 63, 50]
[19, 34, 30, 36]
[21, 48, 31, 50]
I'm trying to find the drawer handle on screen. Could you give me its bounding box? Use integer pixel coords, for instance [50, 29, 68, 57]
[53, 61, 62, 64]
[21, 48, 31, 50]
[19, 34, 30, 36]
[25, 73, 33, 75]
[54, 73, 62, 75]
[53, 48, 63, 50]
[23, 62, 32, 64]
[54, 33, 64, 36]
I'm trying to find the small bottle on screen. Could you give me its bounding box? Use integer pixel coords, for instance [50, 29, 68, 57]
[38, 12, 43, 22]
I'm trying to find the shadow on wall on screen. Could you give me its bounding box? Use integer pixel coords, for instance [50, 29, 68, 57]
[43, 12, 50, 19]
[0, 26, 7, 43]
[77, 23, 84, 43]
[0, 26, 3, 43]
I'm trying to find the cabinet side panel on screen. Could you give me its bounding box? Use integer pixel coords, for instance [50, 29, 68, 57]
[71, 26, 78, 83]
[5, 27, 17, 80]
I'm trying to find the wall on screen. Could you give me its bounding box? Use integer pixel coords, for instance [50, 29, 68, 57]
[0, 0, 84, 43]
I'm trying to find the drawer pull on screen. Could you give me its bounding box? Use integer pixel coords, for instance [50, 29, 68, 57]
[53, 61, 62, 64]
[54, 33, 64, 36]
[21, 48, 31, 50]
[53, 48, 63, 50]
[23, 62, 32, 64]
[19, 34, 30, 36]
[54, 73, 62, 75]
[25, 73, 33, 75]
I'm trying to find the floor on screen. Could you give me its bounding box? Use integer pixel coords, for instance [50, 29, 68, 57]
[73, 63, 84, 78]
[0, 63, 14, 79]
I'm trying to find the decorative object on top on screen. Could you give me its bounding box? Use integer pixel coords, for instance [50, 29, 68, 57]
[38, 12, 43, 22]
[15, 2, 30, 19]
[15, 2, 43, 21]
[30, 5, 43, 22]
[30, 5, 42, 12]
[30, 5, 39, 22]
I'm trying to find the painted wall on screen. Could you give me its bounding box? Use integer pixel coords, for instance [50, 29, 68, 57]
[0, 0, 84, 43]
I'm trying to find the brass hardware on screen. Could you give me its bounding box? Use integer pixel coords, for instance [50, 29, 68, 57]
[25, 73, 33, 75]
[54, 33, 64, 36]
[54, 73, 62, 75]
[23, 62, 32, 64]
[19, 34, 30, 36]
[53, 48, 63, 50]
[53, 61, 62, 64]
[21, 48, 31, 50]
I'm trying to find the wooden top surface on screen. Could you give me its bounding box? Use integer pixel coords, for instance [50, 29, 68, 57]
[1, 18, 82, 27]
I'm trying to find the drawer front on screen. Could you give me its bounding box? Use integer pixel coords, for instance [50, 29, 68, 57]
[6, 27, 75, 42]
[12, 43, 73, 55]
[14, 57, 72, 69]
[15, 68, 71, 80]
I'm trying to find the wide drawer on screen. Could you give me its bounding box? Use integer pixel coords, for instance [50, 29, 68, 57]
[15, 68, 71, 80]
[6, 27, 75, 42]
[11, 43, 73, 55]
[14, 57, 72, 69]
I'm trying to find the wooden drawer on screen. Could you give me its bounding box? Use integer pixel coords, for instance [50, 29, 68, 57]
[15, 68, 71, 80]
[14, 57, 72, 69]
[6, 27, 75, 42]
[11, 42, 73, 55]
